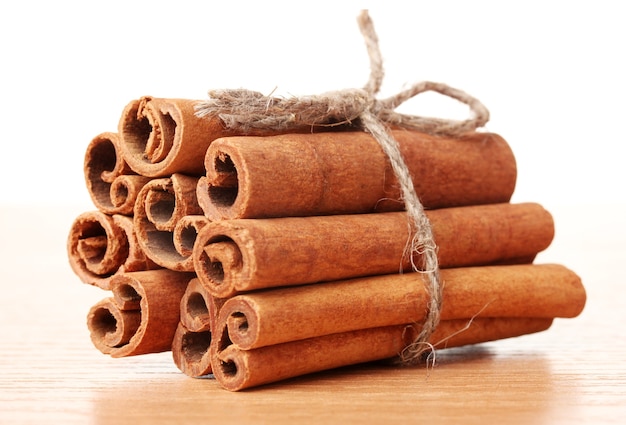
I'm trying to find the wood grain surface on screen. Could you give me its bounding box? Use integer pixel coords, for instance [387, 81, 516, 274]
[0, 203, 624, 424]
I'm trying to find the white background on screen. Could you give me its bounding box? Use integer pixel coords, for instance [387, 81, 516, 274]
[1, 1, 624, 211]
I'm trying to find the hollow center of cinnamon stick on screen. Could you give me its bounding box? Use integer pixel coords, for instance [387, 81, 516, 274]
[218, 359, 238, 378]
[77, 235, 107, 265]
[120, 101, 176, 164]
[208, 152, 238, 208]
[144, 111, 176, 163]
[230, 312, 249, 333]
[91, 307, 118, 340]
[199, 239, 237, 285]
[195, 237, 244, 297]
[146, 191, 176, 226]
[111, 180, 130, 208]
[122, 112, 152, 158]
[177, 225, 200, 257]
[186, 293, 209, 318]
[76, 221, 111, 273]
[181, 331, 212, 363]
[206, 259, 225, 284]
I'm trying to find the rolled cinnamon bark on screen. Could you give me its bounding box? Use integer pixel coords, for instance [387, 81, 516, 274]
[198, 130, 517, 220]
[216, 263, 585, 350]
[84, 132, 151, 215]
[173, 278, 227, 377]
[134, 174, 204, 271]
[86, 269, 194, 357]
[117, 97, 230, 177]
[171, 323, 214, 377]
[193, 202, 554, 298]
[212, 317, 553, 391]
[67, 211, 157, 289]
[173, 216, 210, 265]
[179, 277, 224, 333]
[87, 298, 142, 354]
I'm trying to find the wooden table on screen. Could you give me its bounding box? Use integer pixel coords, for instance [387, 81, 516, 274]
[1, 204, 624, 424]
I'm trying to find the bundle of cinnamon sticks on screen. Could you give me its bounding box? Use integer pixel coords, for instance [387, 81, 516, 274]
[67, 95, 586, 391]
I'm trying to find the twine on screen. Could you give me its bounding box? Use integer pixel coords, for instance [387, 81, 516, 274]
[195, 10, 490, 365]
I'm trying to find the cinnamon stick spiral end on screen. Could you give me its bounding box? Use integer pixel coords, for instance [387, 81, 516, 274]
[67, 211, 130, 290]
[86, 270, 192, 357]
[171, 323, 214, 377]
[87, 298, 141, 354]
[211, 346, 250, 391]
[193, 228, 244, 298]
[84, 132, 149, 215]
[118, 97, 223, 177]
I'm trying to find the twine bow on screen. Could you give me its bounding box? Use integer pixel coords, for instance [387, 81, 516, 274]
[195, 10, 490, 365]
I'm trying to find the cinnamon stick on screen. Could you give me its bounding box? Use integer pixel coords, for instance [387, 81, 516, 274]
[133, 174, 204, 271]
[117, 97, 228, 177]
[171, 323, 214, 377]
[198, 130, 517, 220]
[216, 263, 585, 350]
[193, 203, 554, 298]
[86, 269, 193, 357]
[83, 132, 151, 215]
[172, 278, 226, 377]
[212, 317, 553, 391]
[179, 277, 224, 333]
[173, 215, 210, 265]
[67, 211, 157, 289]
[86, 298, 142, 354]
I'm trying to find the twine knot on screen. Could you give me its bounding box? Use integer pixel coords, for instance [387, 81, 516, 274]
[195, 10, 490, 365]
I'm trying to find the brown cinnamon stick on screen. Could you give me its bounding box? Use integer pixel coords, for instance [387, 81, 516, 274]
[179, 277, 224, 333]
[198, 130, 517, 220]
[84, 132, 151, 215]
[67, 211, 157, 289]
[117, 97, 228, 177]
[133, 174, 204, 271]
[171, 323, 214, 377]
[87, 298, 142, 354]
[193, 202, 554, 298]
[172, 278, 226, 377]
[216, 263, 585, 350]
[173, 216, 210, 264]
[86, 269, 193, 357]
[212, 317, 553, 391]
